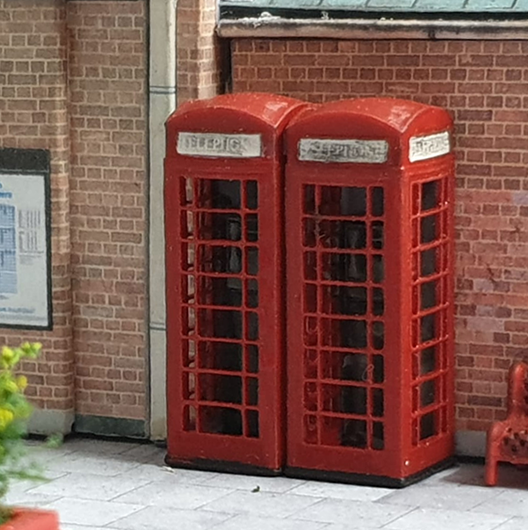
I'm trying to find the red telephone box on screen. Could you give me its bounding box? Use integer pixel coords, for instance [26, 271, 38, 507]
[284, 98, 455, 486]
[164, 93, 306, 474]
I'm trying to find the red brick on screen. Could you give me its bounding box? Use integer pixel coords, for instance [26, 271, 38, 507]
[231, 36, 528, 433]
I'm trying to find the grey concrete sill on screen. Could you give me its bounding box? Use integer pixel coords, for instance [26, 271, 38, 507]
[217, 17, 528, 40]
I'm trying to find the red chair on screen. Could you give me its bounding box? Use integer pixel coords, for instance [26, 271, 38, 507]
[485, 361, 528, 486]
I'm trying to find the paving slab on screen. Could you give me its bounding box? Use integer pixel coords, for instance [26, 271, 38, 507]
[10, 438, 528, 530]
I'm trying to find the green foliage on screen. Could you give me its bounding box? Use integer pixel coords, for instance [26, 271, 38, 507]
[0, 343, 45, 524]
[45, 433, 64, 450]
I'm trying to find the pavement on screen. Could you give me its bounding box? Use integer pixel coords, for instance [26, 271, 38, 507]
[8, 437, 528, 530]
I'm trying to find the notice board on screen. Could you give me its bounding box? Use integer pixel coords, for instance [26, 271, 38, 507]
[0, 149, 52, 330]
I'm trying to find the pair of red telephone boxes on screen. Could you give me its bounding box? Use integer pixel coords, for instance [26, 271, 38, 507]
[164, 93, 455, 487]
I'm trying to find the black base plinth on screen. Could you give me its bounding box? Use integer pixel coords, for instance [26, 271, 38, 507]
[165, 454, 282, 477]
[285, 457, 456, 488]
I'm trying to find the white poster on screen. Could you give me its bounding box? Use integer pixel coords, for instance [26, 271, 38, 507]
[0, 173, 50, 328]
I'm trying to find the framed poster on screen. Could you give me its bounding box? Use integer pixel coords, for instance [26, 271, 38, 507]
[0, 149, 52, 330]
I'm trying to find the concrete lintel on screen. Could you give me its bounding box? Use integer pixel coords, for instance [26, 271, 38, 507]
[217, 17, 528, 40]
[455, 430, 487, 458]
[28, 409, 75, 436]
[74, 414, 146, 439]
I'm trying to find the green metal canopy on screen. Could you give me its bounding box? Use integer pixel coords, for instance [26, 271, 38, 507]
[220, 0, 528, 14]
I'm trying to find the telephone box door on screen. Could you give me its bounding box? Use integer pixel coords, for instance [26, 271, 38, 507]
[165, 93, 307, 474]
[284, 98, 455, 486]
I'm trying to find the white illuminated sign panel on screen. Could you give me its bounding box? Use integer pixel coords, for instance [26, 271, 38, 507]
[298, 138, 389, 164]
[177, 132, 262, 158]
[409, 131, 451, 162]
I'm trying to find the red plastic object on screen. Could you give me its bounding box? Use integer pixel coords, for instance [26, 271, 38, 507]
[0, 509, 59, 530]
[485, 361, 528, 486]
[284, 98, 456, 486]
[164, 93, 307, 474]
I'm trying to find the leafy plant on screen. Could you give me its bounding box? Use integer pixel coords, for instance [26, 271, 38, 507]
[0, 342, 44, 524]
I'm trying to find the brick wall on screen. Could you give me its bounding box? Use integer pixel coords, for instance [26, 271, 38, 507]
[0, 0, 148, 431]
[0, 0, 74, 413]
[68, 0, 148, 421]
[177, 0, 223, 104]
[232, 38, 528, 432]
